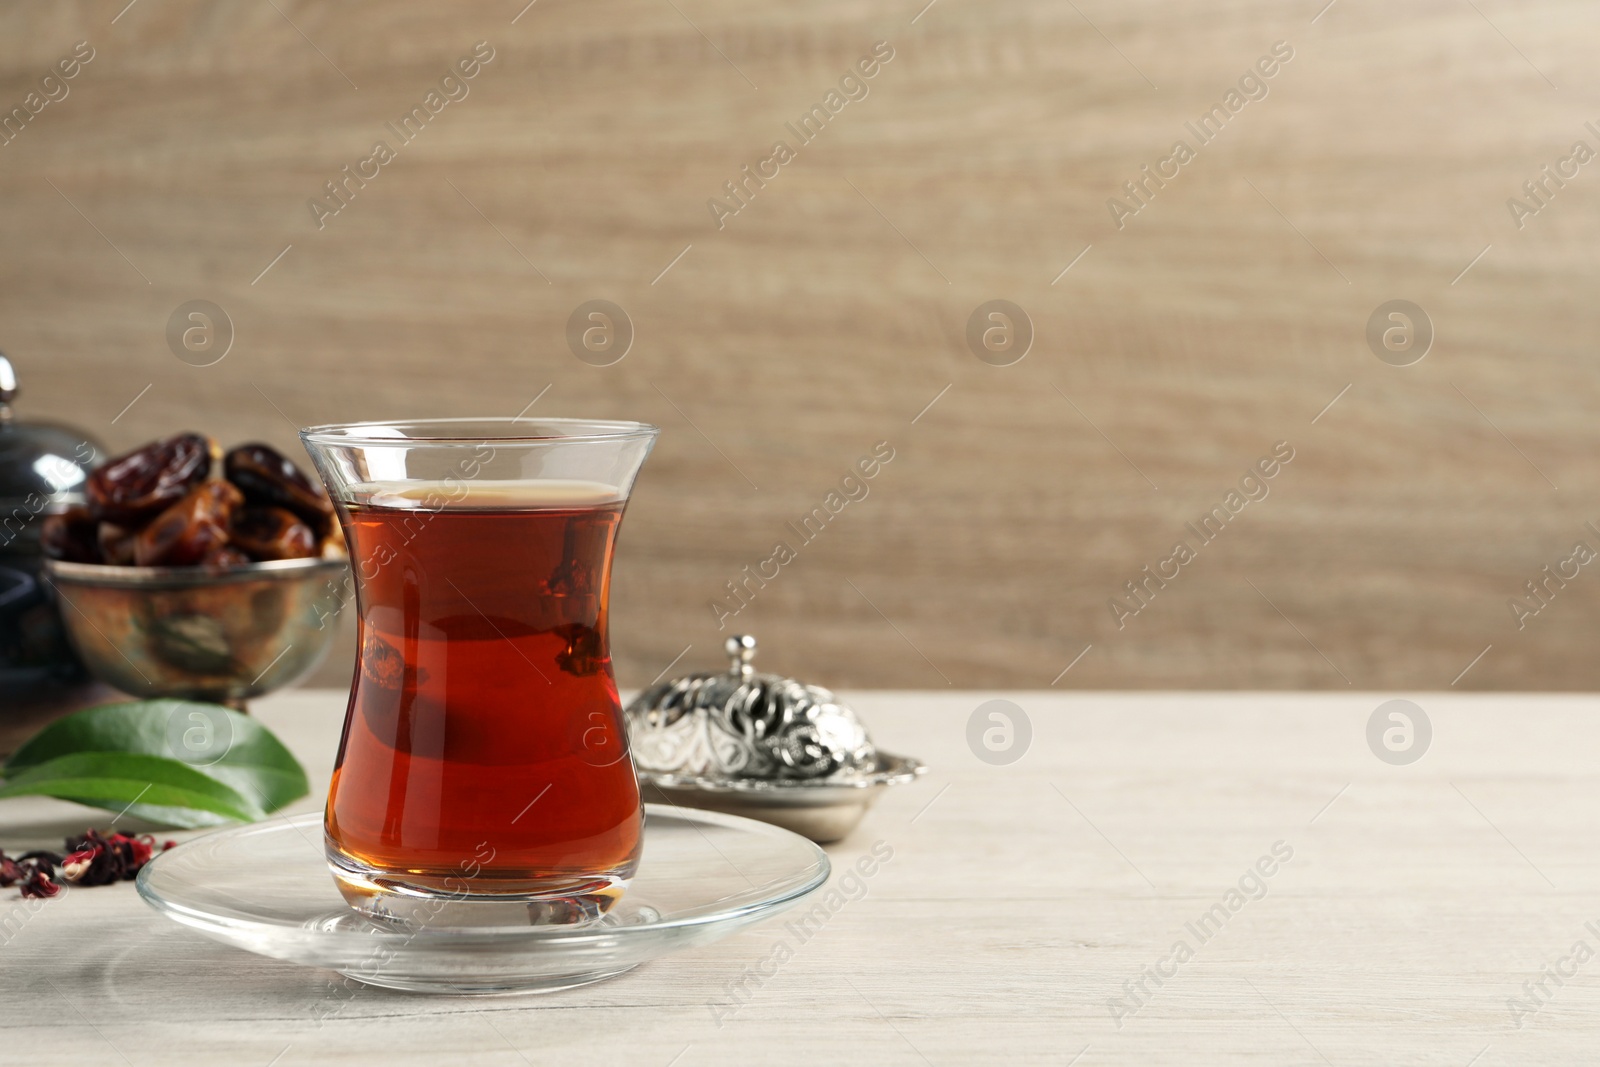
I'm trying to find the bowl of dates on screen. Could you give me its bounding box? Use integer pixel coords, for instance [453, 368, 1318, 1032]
[40, 434, 348, 709]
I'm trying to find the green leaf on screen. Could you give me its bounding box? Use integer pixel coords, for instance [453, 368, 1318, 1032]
[80, 801, 233, 830]
[0, 752, 262, 827]
[3, 699, 310, 825]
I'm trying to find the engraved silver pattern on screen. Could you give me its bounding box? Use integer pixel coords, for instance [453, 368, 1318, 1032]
[626, 635, 876, 781]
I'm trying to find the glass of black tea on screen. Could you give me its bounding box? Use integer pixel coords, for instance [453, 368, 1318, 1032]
[300, 418, 658, 926]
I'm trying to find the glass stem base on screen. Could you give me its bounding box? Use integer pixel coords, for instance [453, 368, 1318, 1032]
[326, 844, 629, 928]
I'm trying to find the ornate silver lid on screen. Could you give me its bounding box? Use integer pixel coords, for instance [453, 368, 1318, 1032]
[625, 635, 876, 783]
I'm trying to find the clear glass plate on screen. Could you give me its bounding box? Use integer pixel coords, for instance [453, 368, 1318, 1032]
[136, 804, 831, 994]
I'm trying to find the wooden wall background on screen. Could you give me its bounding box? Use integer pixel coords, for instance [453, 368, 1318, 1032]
[2, 0, 1598, 691]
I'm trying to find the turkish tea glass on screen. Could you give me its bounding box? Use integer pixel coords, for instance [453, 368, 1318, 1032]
[300, 418, 657, 926]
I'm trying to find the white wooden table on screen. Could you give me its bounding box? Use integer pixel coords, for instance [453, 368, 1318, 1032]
[2, 690, 1597, 1065]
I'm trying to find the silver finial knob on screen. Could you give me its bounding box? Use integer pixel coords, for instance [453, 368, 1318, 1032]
[726, 634, 757, 677]
[0, 353, 15, 423]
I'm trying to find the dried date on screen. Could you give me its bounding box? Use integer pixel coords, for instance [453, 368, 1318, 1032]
[225, 444, 334, 536]
[97, 522, 137, 566]
[229, 506, 316, 561]
[133, 481, 242, 567]
[86, 433, 215, 524]
[200, 545, 252, 568]
[39, 505, 100, 562]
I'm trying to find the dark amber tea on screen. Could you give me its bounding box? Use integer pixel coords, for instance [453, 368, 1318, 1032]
[302, 418, 657, 925]
[322, 480, 643, 919]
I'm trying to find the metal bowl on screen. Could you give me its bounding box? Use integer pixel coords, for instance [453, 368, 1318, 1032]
[41, 556, 348, 710]
[639, 751, 926, 844]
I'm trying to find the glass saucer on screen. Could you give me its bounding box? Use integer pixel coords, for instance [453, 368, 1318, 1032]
[136, 804, 830, 995]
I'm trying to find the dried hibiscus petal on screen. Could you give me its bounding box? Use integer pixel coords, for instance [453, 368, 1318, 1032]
[86, 433, 215, 524]
[2, 831, 174, 897]
[60, 830, 167, 886]
[128, 835, 155, 867]
[59, 848, 97, 884]
[16, 849, 63, 867]
[18, 866, 59, 899]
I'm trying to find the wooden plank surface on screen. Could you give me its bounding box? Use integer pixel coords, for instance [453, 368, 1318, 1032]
[3, 689, 1600, 1064]
[2, 1, 1599, 690]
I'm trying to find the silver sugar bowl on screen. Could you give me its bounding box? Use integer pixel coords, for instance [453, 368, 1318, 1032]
[625, 635, 925, 843]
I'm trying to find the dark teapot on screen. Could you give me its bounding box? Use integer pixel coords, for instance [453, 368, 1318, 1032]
[0, 352, 108, 713]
